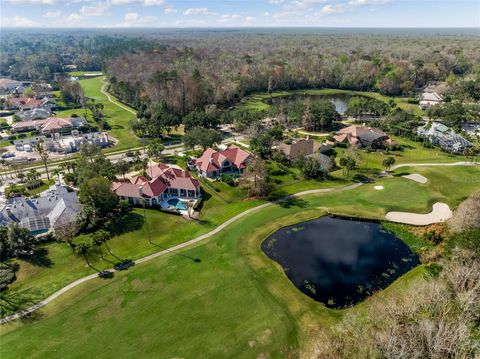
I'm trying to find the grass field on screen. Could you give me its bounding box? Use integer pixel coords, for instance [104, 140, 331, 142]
[55, 77, 139, 151]
[239, 88, 424, 116]
[1, 164, 479, 358]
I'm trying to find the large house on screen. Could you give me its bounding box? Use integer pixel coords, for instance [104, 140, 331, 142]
[0, 185, 81, 236]
[419, 92, 444, 109]
[195, 145, 251, 178]
[277, 138, 322, 161]
[18, 108, 52, 121]
[13, 132, 109, 153]
[112, 163, 201, 207]
[11, 117, 87, 134]
[334, 125, 392, 148]
[8, 97, 54, 111]
[0, 79, 32, 96]
[418, 122, 472, 153]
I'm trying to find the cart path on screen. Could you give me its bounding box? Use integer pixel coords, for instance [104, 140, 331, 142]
[1, 161, 478, 324]
[100, 80, 137, 115]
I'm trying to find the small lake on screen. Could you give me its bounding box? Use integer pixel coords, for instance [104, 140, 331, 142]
[263, 94, 365, 114]
[261, 216, 420, 308]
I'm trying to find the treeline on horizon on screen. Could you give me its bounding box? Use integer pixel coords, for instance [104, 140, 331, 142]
[108, 32, 479, 115]
[1, 30, 479, 116]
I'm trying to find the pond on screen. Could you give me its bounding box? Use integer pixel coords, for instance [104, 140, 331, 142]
[263, 93, 366, 114]
[261, 216, 420, 308]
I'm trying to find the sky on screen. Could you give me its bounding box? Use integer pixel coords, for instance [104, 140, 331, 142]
[0, 0, 479, 28]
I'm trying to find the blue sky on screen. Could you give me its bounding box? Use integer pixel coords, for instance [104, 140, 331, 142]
[1, 0, 479, 28]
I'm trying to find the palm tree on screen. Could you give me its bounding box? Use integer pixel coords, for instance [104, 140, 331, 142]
[91, 230, 120, 261]
[74, 241, 100, 272]
[34, 141, 50, 180]
[52, 168, 61, 185]
[140, 198, 151, 244]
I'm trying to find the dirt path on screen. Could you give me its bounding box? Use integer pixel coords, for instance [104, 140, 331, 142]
[1, 162, 478, 324]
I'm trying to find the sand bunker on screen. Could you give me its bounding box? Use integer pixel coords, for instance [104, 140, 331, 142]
[403, 173, 428, 184]
[374, 185, 384, 190]
[386, 202, 452, 226]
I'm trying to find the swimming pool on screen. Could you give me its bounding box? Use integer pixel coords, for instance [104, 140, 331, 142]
[167, 198, 188, 210]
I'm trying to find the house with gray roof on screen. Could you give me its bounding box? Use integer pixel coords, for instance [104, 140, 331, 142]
[0, 185, 81, 235]
[418, 122, 472, 153]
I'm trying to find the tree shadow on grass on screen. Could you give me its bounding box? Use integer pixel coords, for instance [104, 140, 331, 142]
[0, 288, 44, 319]
[150, 241, 201, 263]
[18, 248, 53, 268]
[393, 171, 410, 177]
[277, 196, 308, 209]
[105, 212, 145, 237]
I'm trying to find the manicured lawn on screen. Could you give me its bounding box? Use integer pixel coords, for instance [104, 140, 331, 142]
[2, 169, 461, 357]
[55, 77, 139, 151]
[0, 164, 478, 323]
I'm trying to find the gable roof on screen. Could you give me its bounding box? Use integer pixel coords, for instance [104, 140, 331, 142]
[277, 139, 321, 160]
[112, 163, 200, 199]
[195, 145, 251, 174]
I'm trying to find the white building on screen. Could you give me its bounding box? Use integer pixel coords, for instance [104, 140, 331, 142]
[419, 92, 444, 110]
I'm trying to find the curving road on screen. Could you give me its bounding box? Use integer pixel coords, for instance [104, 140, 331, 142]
[100, 79, 137, 116]
[1, 161, 478, 324]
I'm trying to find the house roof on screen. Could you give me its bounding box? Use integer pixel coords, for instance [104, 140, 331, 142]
[0, 185, 80, 233]
[9, 97, 44, 109]
[421, 92, 443, 102]
[12, 117, 84, 133]
[337, 125, 387, 145]
[196, 145, 251, 174]
[113, 163, 200, 199]
[277, 139, 321, 160]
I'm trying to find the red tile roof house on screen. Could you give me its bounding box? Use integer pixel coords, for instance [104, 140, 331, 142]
[112, 163, 201, 211]
[195, 145, 251, 179]
[8, 97, 54, 111]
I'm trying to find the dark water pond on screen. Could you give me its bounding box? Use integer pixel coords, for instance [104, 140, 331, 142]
[261, 216, 420, 308]
[263, 94, 365, 114]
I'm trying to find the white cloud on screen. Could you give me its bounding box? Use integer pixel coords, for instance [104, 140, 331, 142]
[66, 13, 84, 23]
[44, 10, 61, 17]
[348, 0, 390, 5]
[124, 12, 140, 21]
[111, 0, 165, 5]
[1, 16, 39, 27]
[183, 8, 218, 16]
[217, 14, 241, 23]
[245, 16, 254, 25]
[121, 12, 157, 25]
[319, 3, 346, 14]
[269, 0, 284, 4]
[284, 0, 326, 10]
[79, 2, 110, 17]
[164, 7, 177, 14]
[6, 0, 56, 4]
[262, 12, 270, 16]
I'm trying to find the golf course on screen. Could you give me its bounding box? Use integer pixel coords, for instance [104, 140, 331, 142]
[1, 162, 479, 358]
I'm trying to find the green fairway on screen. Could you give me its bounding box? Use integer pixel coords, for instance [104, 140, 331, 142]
[1, 164, 479, 358]
[55, 77, 139, 151]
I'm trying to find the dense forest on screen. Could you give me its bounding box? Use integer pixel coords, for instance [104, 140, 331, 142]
[0, 29, 157, 80]
[106, 30, 480, 115]
[1, 29, 479, 117]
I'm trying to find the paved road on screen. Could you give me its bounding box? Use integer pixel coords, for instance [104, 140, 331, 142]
[1, 162, 478, 324]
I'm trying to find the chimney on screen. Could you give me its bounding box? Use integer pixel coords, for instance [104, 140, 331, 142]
[138, 186, 143, 197]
